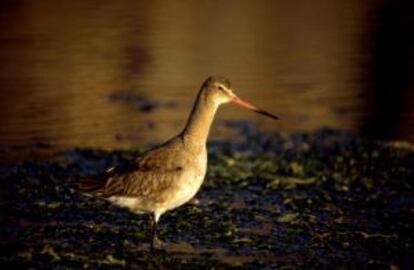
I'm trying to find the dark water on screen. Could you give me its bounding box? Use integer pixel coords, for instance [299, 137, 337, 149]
[0, 0, 413, 161]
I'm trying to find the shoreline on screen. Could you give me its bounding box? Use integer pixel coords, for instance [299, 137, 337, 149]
[1, 128, 413, 268]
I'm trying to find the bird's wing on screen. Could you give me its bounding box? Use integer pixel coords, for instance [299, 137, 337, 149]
[114, 161, 185, 200]
[78, 138, 189, 199]
[77, 161, 139, 196]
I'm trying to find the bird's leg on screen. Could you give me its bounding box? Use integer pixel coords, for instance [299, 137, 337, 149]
[150, 215, 157, 249]
[150, 213, 162, 249]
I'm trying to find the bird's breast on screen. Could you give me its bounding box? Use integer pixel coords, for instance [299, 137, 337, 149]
[164, 149, 207, 211]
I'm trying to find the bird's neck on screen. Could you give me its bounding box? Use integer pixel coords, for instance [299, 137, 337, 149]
[181, 92, 219, 149]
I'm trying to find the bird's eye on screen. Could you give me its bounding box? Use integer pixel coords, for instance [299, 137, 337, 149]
[218, 86, 224, 91]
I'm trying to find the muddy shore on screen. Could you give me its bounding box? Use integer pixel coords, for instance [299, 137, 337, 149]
[1, 128, 413, 269]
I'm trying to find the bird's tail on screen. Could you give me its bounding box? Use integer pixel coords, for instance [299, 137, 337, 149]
[75, 172, 109, 195]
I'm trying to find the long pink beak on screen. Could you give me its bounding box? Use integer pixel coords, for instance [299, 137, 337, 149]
[231, 96, 279, 120]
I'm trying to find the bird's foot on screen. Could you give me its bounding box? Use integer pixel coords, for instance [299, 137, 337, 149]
[151, 236, 164, 251]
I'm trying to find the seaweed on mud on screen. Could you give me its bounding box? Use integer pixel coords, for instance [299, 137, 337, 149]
[0, 128, 413, 269]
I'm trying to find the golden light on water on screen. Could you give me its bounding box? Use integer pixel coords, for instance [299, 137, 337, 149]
[0, 0, 413, 161]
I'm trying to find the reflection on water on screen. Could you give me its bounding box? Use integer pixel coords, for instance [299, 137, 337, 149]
[0, 0, 413, 161]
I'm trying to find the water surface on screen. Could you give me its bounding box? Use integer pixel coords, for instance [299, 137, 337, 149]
[0, 0, 413, 161]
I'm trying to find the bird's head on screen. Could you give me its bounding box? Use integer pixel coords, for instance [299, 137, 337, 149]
[201, 76, 279, 120]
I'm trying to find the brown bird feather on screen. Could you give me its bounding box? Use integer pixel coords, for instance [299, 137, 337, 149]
[78, 137, 195, 201]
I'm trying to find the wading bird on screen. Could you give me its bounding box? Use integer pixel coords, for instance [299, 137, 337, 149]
[79, 76, 278, 249]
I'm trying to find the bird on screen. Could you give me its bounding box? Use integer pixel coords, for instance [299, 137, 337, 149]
[78, 76, 278, 249]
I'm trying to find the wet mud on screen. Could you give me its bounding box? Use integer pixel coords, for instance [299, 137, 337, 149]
[1, 128, 413, 269]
